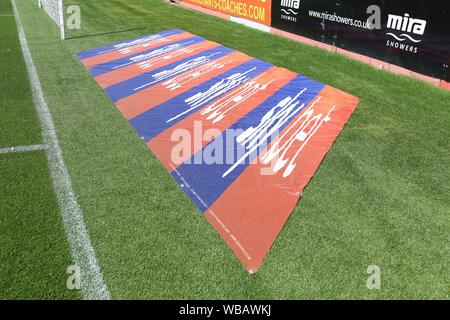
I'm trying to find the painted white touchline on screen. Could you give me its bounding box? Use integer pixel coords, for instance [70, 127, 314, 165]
[11, 0, 111, 300]
[0, 144, 46, 154]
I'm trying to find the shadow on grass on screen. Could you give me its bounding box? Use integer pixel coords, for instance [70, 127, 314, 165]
[65, 26, 147, 40]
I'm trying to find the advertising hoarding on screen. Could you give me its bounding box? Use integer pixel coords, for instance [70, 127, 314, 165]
[184, 0, 272, 26]
[271, 0, 450, 81]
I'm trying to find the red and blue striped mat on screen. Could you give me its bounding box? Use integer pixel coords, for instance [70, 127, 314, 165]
[77, 29, 360, 272]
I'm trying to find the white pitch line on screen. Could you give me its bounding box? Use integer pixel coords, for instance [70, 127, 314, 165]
[0, 144, 46, 154]
[11, 0, 111, 300]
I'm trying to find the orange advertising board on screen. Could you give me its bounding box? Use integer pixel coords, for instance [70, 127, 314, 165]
[183, 0, 271, 26]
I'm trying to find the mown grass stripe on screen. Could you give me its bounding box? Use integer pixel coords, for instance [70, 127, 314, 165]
[11, 0, 110, 300]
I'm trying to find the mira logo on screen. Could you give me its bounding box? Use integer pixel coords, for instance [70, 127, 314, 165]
[281, 0, 300, 10]
[386, 13, 427, 43]
[280, 0, 300, 22]
[385, 13, 427, 54]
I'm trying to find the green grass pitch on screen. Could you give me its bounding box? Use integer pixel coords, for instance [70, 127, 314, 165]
[0, 0, 78, 299]
[0, 0, 449, 299]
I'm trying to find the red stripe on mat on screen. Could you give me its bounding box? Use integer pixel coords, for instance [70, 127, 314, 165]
[116, 51, 252, 120]
[205, 85, 360, 272]
[147, 66, 298, 172]
[96, 40, 220, 88]
[81, 32, 194, 69]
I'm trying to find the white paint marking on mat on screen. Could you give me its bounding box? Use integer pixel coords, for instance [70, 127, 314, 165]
[11, 0, 111, 300]
[170, 164, 209, 209]
[208, 210, 252, 262]
[0, 144, 46, 154]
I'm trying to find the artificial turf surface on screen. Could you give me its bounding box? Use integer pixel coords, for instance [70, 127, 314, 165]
[4, 0, 449, 299]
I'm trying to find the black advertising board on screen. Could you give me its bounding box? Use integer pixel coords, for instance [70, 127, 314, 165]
[271, 0, 450, 81]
